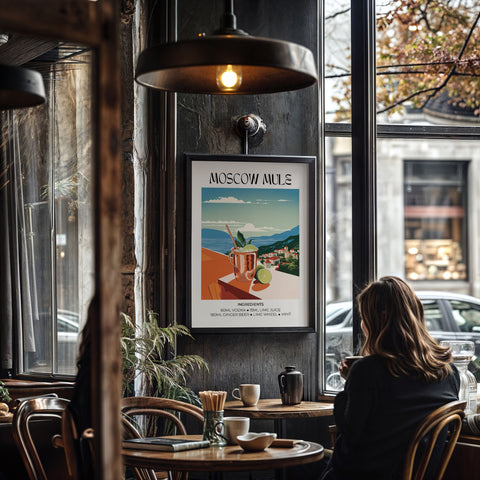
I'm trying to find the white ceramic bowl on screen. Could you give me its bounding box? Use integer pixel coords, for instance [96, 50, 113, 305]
[236, 432, 277, 451]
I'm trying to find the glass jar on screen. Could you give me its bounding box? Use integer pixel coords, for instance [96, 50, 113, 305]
[441, 340, 477, 415]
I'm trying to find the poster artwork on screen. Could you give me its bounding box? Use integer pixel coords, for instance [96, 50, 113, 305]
[188, 156, 314, 331]
[201, 186, 300, 301]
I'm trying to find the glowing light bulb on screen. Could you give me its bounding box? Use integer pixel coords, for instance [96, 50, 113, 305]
[221, 66, 237, 87]
[216, 65, 242, 92]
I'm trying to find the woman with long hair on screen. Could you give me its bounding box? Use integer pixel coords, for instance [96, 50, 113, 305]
[320, 276, 460, 480]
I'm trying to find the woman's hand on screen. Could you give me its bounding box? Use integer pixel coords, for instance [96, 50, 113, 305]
[339, 360, 351, 380]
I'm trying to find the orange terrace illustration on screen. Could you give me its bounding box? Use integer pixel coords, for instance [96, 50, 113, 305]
[201, 225, 300, 301]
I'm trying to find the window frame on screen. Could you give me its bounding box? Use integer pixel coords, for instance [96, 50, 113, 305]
[321, 0, 480, 394]
[8, 52, 94, 380]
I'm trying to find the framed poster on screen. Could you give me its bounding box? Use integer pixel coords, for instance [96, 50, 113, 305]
[186, 154, 316, 333]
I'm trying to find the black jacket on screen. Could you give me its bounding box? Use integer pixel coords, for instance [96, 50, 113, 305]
[323, 355, 460, 480]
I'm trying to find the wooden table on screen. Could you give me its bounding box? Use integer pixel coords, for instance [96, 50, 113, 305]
[122, 434, 324, 480]
[443, 434, 480, 480]
[224, 399, 334, 437]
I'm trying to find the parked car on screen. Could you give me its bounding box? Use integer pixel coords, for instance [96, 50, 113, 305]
[325, 291, 480, 390]
[57, 309, 80, 374]
[31, 309, 80, 376]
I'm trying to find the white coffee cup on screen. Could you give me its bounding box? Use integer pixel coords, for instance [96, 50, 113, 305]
[232, 384, 260, 406]
[224, 416, 250, 444]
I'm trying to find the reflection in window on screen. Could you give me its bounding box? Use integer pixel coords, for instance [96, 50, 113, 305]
[404, 161, 467, 281]
[423, 300, 444, 332]
[448, 300, 480, 332]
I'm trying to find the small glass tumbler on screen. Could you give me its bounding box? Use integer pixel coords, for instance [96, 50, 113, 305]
[202, 410, 227, 447]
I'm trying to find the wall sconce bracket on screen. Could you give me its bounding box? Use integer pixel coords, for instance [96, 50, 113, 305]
[235, 114, 266, 153]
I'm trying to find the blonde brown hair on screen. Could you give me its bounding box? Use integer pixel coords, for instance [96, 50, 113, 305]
[358, 276, 452, 381]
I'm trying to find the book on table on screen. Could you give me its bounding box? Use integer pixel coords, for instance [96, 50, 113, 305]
[123, 437, 211, 452]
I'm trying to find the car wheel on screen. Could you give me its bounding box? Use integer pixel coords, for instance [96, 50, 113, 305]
[326, 372, 345, 391]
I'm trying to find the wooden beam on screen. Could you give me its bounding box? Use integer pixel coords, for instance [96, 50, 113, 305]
[92, 0, 123, 478]
[0, 0, 102, 46]
[0, 34, 58, 65]
[0, 1, 123, 479]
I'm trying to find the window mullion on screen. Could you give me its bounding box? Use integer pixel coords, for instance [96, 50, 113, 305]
[49, 69, 58, 376]
[351, 0, 377, 353]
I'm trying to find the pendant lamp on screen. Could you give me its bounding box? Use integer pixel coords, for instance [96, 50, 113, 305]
[135, 0, 318, 94]
[0, 64, 46, 109]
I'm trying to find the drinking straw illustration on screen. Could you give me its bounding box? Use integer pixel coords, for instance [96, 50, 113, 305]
[225, 224, 237, 248]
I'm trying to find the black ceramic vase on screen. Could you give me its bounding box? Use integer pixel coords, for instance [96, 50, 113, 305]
[278, 366, 303, 405]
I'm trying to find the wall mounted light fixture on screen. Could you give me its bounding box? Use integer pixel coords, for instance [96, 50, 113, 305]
[135, 0, 317, 95]
[235, 114, 266, 153]
[0, 64, 46, 110]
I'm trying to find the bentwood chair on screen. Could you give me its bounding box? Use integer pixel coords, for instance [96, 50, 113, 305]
[121, 396, 204, 480]
[401, 399, 466, 480]
[12, 396, 70, 480]
[60, 405, 95, 480]
[327, 400, 466, 480]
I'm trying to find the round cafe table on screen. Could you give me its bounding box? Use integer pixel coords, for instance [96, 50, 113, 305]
[224, 399, 334, 438]
[122, 434, 324, 480]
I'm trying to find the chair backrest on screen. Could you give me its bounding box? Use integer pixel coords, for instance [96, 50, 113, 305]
[121, 396, 204, 480]
[12, 396, 70, 480]
[121, 396, 204, 438]
[402, 400, 467, 480]
[61, 405, 95, 480]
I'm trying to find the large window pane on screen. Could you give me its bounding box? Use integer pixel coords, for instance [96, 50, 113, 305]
[324, 136, 352, 391]
[322, 0, 480, 395]
[377, 138, 478, 296]
[376, 1, 480, 126]
[9, 46, 94, 377]
[325, 1, 351, 123]
[404, 160, 467, 282]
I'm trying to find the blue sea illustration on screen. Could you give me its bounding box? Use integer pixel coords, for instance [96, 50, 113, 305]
[201, 187, 300, 255]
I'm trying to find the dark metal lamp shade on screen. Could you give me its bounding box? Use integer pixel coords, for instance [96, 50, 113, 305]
[0, 64, 46, 109]
[135, 34, 318, 95]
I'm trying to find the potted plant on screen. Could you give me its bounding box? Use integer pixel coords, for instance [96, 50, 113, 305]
[0, 381, 12, 417]
[0, 381, 11, 404]
[120, 311, 208, 405]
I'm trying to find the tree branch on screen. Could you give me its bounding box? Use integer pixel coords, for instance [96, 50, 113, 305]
[422, 9, 480, 107]
[377, 86, 438, 114]
[326, 8, 350, 21]
[377, 58, 480, 70]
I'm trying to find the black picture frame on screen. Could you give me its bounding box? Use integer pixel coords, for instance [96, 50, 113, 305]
[185, 153, 316, 333]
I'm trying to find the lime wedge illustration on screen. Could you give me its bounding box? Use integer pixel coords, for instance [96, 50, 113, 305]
[241, 244, 258, 252]
[256, 264, 265, 274]
[256, 268, 272, 284]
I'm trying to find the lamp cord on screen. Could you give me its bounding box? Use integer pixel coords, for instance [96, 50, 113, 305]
[222, 0, 237, 30]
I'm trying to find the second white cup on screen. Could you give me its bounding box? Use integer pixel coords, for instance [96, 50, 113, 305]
[232, 384, 260, 406]
[224, 416, 250, 444]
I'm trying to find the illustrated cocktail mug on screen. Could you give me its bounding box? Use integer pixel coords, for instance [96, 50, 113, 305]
[224, 416, 250, 444]
[232, 384, 260, 406]
[229, 248, 257, 282]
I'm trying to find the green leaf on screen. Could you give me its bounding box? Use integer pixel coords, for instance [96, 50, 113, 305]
[120, 311, 208, 405]
[237, 230, 246, 246]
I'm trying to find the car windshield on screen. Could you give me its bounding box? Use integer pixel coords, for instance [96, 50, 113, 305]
[324, 292, 480, 391]
[326, 303, 351, 326]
